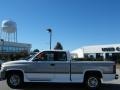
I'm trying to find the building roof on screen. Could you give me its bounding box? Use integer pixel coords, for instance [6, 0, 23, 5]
[72, 44, 120, 54]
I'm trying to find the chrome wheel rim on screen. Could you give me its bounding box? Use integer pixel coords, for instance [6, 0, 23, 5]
[9, 75, 20, 86]
[88, 77, 98, 88]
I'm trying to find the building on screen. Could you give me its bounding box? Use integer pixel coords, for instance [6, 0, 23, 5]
[0, 40, 31, 54]
[71, 44, 120, 61]
[0, 20, 31, 55]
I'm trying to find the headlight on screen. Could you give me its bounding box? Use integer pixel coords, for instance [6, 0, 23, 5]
[1, 63, 4, 67]
[1, 64, 5, 69]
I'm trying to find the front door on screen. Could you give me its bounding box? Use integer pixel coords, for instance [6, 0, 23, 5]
[26, 51, 55, 81]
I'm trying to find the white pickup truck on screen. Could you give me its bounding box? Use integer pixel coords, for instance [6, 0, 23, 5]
[0, 50, 119, 89]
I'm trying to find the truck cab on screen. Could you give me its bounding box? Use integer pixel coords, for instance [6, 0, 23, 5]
[27, 50, 71, 82]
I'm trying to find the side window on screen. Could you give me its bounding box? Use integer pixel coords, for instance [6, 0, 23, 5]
[46, 53, 54, 61]
[54, 52, 67, 61]
[36, 51, 54, 61]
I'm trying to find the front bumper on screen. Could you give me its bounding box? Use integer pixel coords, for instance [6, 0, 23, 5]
[0, 69, 6, 80]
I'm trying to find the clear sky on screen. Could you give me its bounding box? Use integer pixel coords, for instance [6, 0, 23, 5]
[0, 0, 120, 51]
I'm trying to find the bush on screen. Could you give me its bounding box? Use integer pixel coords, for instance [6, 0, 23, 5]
[72, 58, 104, 61]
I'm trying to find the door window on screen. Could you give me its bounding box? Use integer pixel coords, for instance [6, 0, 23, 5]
[36, 51, 54, 61]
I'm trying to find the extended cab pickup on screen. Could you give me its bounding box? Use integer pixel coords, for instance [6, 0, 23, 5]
[0, 50, 119, 89]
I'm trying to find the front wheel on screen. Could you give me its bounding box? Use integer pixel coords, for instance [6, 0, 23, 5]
[84, 76, 101, 89]
[7, 73, 23, 89]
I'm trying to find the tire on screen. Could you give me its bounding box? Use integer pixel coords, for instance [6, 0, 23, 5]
[84, 75, 101, 89]
[7, 73, 23, 89]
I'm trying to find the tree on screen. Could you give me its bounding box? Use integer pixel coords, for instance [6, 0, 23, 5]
[33, 49, 39, 53]
[54, 42, 63, 50]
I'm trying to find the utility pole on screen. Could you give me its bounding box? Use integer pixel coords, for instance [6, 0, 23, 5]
[0, 39, 4, 56]
[47, 28, 52, 50]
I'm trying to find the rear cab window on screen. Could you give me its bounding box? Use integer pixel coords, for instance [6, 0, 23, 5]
[54, 51, 67, 61]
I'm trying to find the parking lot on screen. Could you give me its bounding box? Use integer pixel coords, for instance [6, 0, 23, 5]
[1, 80, 120, 90]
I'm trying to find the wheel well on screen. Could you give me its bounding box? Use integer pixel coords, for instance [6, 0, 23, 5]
[84, 71, 102, 81]
[6, 70, 24, 79]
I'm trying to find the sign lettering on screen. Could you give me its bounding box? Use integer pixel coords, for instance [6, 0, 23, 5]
[102, 47, 120, 52]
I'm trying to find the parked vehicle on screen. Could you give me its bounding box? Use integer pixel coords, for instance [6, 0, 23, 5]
[0, 60, 4, 69]
[0, 50, 119, 89]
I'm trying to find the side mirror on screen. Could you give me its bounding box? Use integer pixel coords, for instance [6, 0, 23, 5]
[33, 58, 40, 61]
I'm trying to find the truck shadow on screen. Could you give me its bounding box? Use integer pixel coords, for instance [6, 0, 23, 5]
[100, 84, 120, 90]
[19, 83, 120, 90]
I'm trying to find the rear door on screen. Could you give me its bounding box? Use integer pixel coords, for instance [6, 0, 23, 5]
[53, 51, 70, 82]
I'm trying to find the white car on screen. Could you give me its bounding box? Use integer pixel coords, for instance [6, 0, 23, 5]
[0, 60, 4, 68]
[0, 60, 4, 80]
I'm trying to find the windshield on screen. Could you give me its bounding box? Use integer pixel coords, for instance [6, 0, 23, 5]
[27, 52, 40, 61]
[24, 55, 34, 60]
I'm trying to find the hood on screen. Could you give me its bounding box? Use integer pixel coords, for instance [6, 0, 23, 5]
[2, 60, 28, 67]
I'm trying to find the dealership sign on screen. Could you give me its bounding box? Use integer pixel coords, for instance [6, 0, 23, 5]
[102, 47, 120, 52]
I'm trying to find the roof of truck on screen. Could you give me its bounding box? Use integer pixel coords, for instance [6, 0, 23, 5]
[41, 50, 68, 52]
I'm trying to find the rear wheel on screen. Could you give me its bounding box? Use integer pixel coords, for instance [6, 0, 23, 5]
[84, 75, 101, 89]
[7, 73, 23, 89]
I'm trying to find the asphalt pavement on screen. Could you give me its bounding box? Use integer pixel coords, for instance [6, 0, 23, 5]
[1, 80, 120, 90]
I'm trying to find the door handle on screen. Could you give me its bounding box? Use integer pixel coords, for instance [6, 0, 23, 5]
[50, 63, 55, 66]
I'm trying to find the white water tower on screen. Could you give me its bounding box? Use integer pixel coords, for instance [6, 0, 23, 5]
[1, 20, 17, 42]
